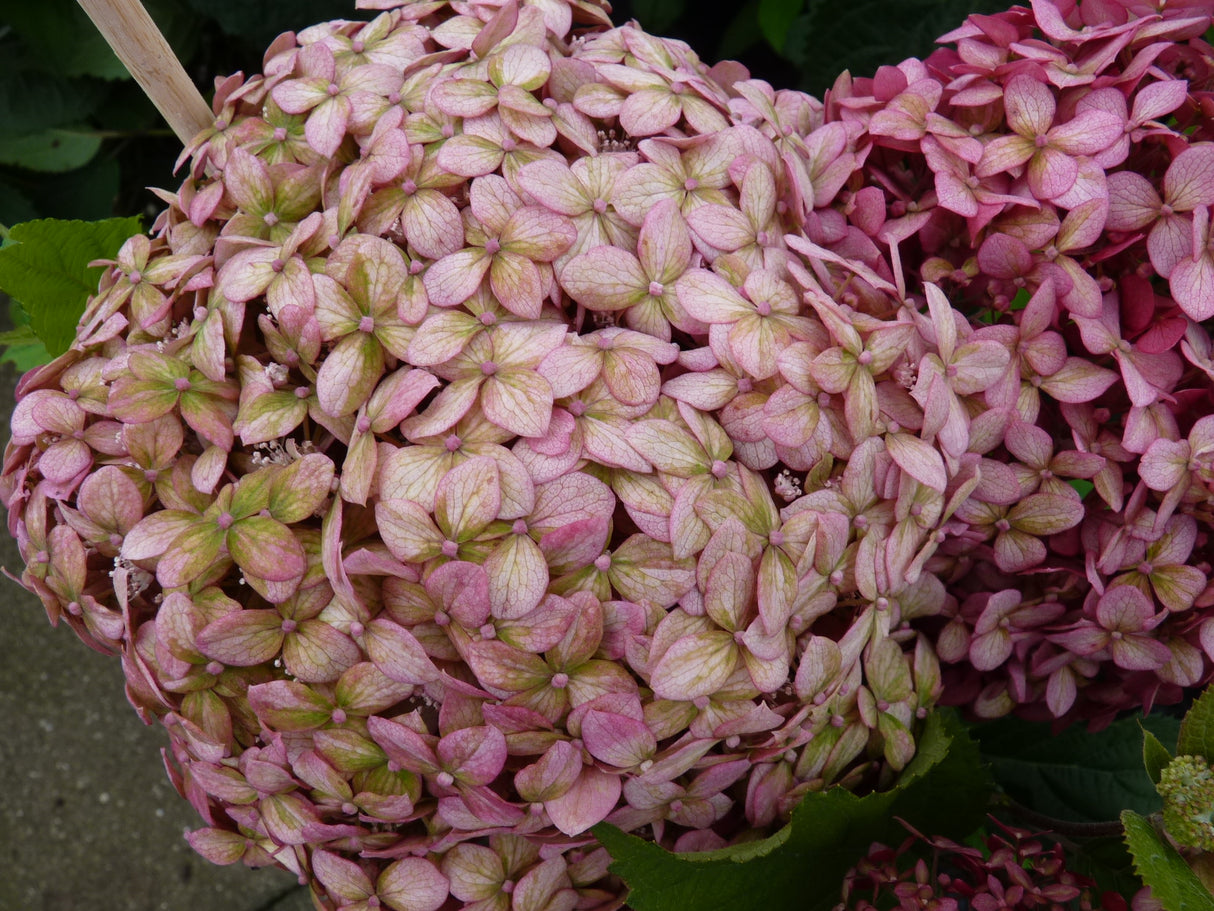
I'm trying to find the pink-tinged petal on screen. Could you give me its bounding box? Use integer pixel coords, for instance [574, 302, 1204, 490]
[224, 147, 273, 215]
[1003, 75, 1056, 137]
[626, 419, 705, 475]
[185, 829, 248, 866]
[268, 453, 336, 524]
[638, 199, 693, 283]
[378, 857, 449, 911]
[1028, 146, 1079, 200]
[517, 160, 588, 216]
[426, 560, 492, 628]
[1048, 110, 1122, 157]
[38, 439, 92, 484]
[491, 43, 551, 92]
[436, 456, 501, 539]
[283, 620, 360, 683]
[229, 516, 306, 582]
[377, 498, 444, 562]
[1148, 212, 1192, 278]
[402, 377, 481, 440]
[502, 207, 577, 261]
[1106, 171, 1161, 231]
[1165, 144, 1214, 211]
[1111, 636, 1173, 671]
[976, 135, 1035, 178]
[582, 709, 656, 769]
[489, 252, 543, 319]
[158, 522, 225, 588]
[482, 371, 553, 438]
[933, 169, 979, 218]
[994, 528, 1047, 572]
[424, 249, 492, 307]
[313, 849, 375, 903]
[561, 246, 646, 310]
[1038, 358, 1119, 403]
[78, 465, 143, 532]
[485, 534, 548, 619]
[271, 78, 329, 114]
[1171, 253, 1214, 321]
[247, 679, 334, 731]
[515, 740, 582, 802]
[1010, 492, 1082, 536]
[402, 190, 464, 260]
[540, 518, 610, 575]
[435, 134, 504, 178]
[976, 232, 1033, 279]
[885, 432, 948, 492]
[1132, 79, 1189, 123]
[676, 268, 749, 324]
[464, 640, 550, 693]
[121, 510, 200, 562]
[649, 630, 737, 700]
[196, 610, 284, 666]
[305, 96, 352, 158]
[365, 618, 440, 684]
[1152, 565, 1207, 613]
[438, 726, 507, 785]
[430, 78, 499, 117]
[619, 89, 681, 137]
[260, 793, 325, 846]
[316, 332, 385, 417]
[545, 767, 620, 836]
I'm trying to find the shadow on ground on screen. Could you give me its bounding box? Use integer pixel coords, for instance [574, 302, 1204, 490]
[0, 362, 315, 911]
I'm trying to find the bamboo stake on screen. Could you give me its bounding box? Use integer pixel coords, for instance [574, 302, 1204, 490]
[76, 0, 213, 146]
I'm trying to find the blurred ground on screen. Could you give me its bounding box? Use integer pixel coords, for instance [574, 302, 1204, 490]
[0, 362, 315, 911]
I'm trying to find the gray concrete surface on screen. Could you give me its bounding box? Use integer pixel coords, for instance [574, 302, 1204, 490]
[0, 361, 315, 911]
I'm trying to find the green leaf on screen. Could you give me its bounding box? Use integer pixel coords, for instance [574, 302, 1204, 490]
[1068, 478, 1095, 499]
[0, 323, 53, 371]
[792, 0, 1011, 92]
[1067, 834, 1146, 903]
[715, 1, 765, 60]
[4, 0, 197, 81]
[3, 0, 131, 80]
[179, 0, 366, 47]
[0, 129, 104, 173]
[0, 179, 38, 228]
[1145, 724, 1177, 786]
[1123, 809, 1214, 911]
[1179, 688, 1214, 761]
[757, 0, 804, 54]
[0, 217, 143, 356]
[0, 61, 109, 136]
[21, 155, 120, 222]
[973, 714, 1180, 824]
[595, 710, 991, 911]
[631, 0, 688, 34]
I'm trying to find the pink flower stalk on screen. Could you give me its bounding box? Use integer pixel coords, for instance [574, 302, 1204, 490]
[7, 0, 1214, 908]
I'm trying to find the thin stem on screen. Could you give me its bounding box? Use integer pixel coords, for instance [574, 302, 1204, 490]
[75, 0, 212, 146]
[1000, 796, 1126, 839]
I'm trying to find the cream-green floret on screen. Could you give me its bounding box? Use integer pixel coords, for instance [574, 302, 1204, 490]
[1158, 755, 1214, 851]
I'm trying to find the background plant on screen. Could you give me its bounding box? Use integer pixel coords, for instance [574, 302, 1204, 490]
[6, 0, 1214, 910]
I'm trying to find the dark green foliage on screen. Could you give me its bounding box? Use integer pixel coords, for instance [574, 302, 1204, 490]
[1124, 810, 1214, 911]
[0, 217, 142, 356]
[595, 710, 992, 911]
[1180, 688, 1214, 761]
[972, 714, 1181, 824]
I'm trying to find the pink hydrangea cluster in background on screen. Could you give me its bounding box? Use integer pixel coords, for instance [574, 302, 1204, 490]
[5, 0, 1214, 905]
[837, 819, 1118, 911]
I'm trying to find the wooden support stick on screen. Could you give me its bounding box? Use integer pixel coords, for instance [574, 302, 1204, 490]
[76, 0, 213, 146]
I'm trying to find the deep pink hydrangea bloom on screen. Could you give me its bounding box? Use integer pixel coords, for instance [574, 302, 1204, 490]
[7, 0, 1214, 907]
